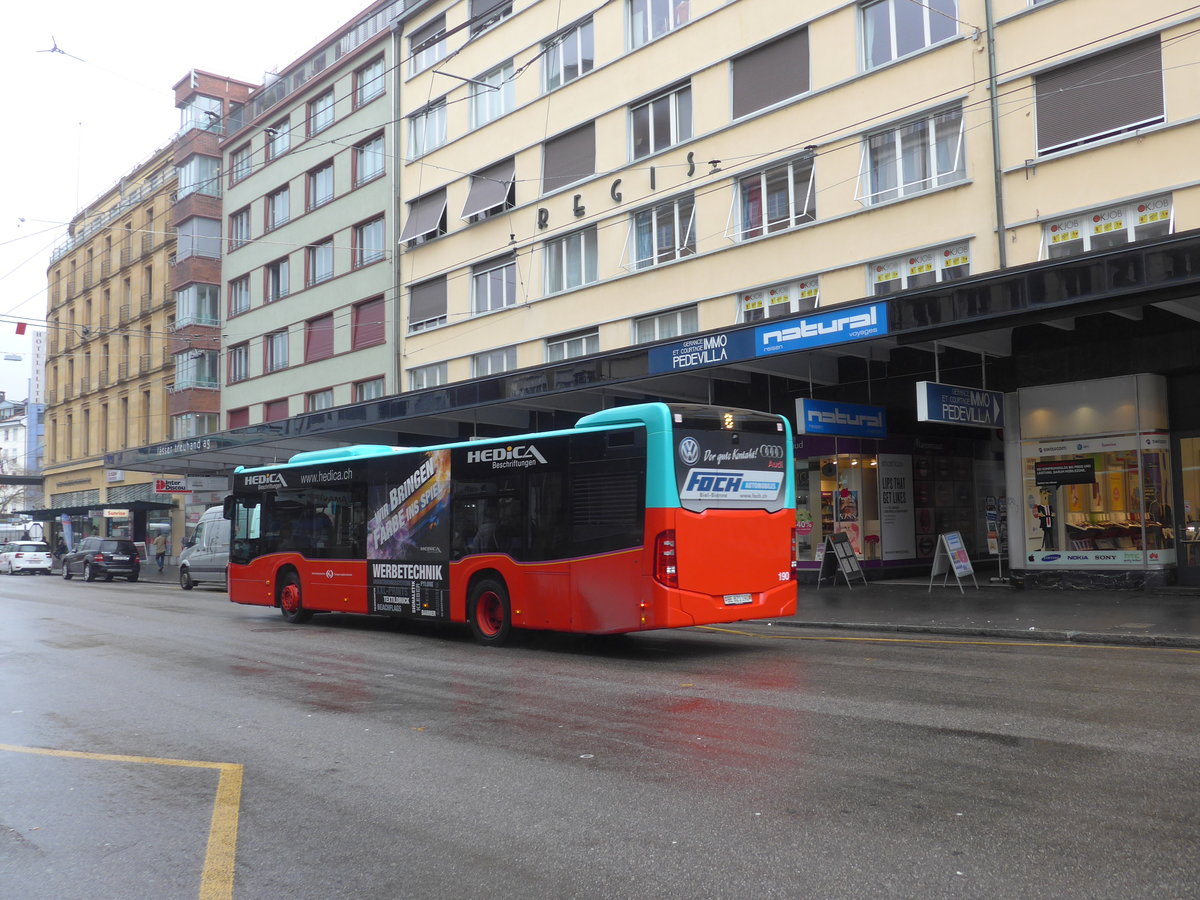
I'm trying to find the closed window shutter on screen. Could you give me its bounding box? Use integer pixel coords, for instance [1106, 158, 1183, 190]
[732, 28, 809, 119]
[543, 123, 595, 193]
[264, 399, 289, 422]
[305, 314, 334, 362]
[409, 277, 447, 326]
[228, 408, 250, 429]
[1036, 37, 1163, 154]
[353, 297, 386, 347]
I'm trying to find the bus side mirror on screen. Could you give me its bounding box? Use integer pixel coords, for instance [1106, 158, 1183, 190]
[223, 496, 235, 520]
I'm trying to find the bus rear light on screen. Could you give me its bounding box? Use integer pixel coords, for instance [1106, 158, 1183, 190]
[654, 530, 678, 587]
[790, 527, 801, 580]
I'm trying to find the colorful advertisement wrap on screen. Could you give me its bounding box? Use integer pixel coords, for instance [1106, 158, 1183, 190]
[366, 450, 452, 618]
[674, 430, 787, 512]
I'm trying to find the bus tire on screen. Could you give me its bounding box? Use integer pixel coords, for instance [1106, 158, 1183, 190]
[468, 577, 512, 646]
[278, 571, 313, 624]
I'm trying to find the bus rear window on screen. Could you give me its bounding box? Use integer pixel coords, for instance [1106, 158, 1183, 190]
[672, 417, 788, 512]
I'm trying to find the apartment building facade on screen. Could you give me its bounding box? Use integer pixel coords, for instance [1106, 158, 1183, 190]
[216, 3, 400, 428]
[384, 0, 1200, 586]
[100, 0, 1200, 588]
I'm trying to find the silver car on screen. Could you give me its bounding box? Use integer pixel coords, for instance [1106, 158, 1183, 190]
[0, 541, 54, 575]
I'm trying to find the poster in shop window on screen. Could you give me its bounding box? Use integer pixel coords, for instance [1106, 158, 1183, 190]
[878, 454, 916, 560]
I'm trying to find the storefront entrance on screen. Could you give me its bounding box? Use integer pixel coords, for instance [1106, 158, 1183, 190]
[1175, 434, 1200, 585]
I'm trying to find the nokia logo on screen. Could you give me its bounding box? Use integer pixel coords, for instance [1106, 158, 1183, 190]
[467, 444, 548, 465]
[243, 472, 287, 487]
[761, 306, 878, 347]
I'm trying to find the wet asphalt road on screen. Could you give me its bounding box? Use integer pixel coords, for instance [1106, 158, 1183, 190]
[1, 575, 1197, 899]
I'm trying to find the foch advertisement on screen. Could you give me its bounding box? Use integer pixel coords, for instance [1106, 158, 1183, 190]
[366, 450, 452, 618]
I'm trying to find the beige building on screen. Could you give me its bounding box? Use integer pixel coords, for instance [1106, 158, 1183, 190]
[392, 0, 1194, 379]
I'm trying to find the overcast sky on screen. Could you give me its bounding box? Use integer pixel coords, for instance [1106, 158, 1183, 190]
[0, 1, 368, 403]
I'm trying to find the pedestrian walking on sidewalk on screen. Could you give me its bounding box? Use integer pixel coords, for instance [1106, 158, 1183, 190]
[153, 533, 168, 573]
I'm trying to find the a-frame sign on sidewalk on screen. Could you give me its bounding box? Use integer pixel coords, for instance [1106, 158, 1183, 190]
[817, 531, 868, 589]
[928, 531, 979, 593]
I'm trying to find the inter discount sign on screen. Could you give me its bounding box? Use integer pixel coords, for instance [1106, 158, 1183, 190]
[155, 478, 190, 493]
[916, 381, 1004, 429]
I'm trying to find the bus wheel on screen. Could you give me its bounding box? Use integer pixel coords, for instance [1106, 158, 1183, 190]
[278, 572, 313, 624]
[468, 577, 512, 646]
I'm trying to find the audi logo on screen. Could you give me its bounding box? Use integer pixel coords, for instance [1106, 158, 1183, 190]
[757, 444, 786, 459]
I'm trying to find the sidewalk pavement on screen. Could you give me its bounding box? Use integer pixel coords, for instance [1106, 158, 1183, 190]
[783, 578, 1200, 648]
[71, 562, 1200, 648]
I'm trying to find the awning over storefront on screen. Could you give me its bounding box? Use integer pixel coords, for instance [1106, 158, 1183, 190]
[17, 500, 177, 520]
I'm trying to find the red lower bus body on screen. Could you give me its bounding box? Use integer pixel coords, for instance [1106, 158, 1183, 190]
[228, 508, 796, 636]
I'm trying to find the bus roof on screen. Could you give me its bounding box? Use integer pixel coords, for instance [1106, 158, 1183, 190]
[232, 402, 675, 475]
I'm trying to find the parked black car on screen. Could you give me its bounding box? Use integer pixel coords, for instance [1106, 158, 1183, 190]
[61, 538, 141, 582]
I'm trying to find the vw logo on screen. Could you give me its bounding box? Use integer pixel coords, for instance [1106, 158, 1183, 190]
[678, 437, 700, 466]
[758, 444, 785, 459]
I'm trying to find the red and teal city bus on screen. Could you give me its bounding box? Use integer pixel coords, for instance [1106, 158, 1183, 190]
[225, 402, 796, 644]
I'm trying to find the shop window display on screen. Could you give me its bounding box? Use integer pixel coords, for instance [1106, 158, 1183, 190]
[1022, 440, 1174, 565]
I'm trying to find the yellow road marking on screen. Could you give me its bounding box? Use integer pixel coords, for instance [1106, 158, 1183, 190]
[697, 625, 1200, 654]
[0, 743, 242, 900]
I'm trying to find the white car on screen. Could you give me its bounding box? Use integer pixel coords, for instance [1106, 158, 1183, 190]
[0, 541, 54, 575]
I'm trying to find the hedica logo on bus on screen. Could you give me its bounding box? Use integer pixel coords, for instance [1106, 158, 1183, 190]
[242, 472, 287, 487]
[680, 469, 784, 501]
[466, 444, 548, 468]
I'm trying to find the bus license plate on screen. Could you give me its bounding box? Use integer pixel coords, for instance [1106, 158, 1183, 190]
[723, 593, 752, 606]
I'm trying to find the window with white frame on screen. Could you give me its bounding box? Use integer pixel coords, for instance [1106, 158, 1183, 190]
[544, 18, 594, 92]
[470, 0, 512, 34]
[172, 413, 218, 439]
[228, 344, 248, 384]
[860, 106, 964, 206]
[175, 284, 219, 327]
[356, 133, 386, 184]
[409, 14, 446, 75]
[870, 241, 970, 296]
[544, 226, 598, 294]
[735, 155, 815, 240]
[265, 331, 289, 372]
[546, 329, 599, 362]
[1034, 38, 1164, 156]
[176, 217, 221, 260]
[634, 306, 698, 343]
[1043, 195, 1172, 259]
[308, 89, 335, 135]
[472, 256, 517, 314]
[308, 162, 334, 210]
[399, 190, 447, 246]
[462, 158, 516, 222]
[229, 208, 250, 249]
[631, 193, 695, 269]
[228, 276, 250, 316]
[629, 0, 689, 49]
[177, 154, 220, 198]
[409, 362, 448, 390]
[266, 258, 290, 302]
[631, 83, 691, 160]
[472, 347, 516, 378]
[471, 61, 515, 129]
[307, 239, 334, 286]
[862, 0, 958, 69]
[355, 57, 385, 107]
[409, 277, 447, 333]
[230, 144, 252, 183]
[266, 118, 290, 159]
[175, 349, 219, 389]
[267, 186, 290, 230]
[737, 278, 819, 323]
[308, 388, 334, 411]
[355, 217, 386, 267]
[355, 377, 386, 401]
[407, 103, 445, 158]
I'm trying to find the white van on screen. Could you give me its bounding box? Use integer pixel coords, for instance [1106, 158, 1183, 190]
[179, 505, 229, 590]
